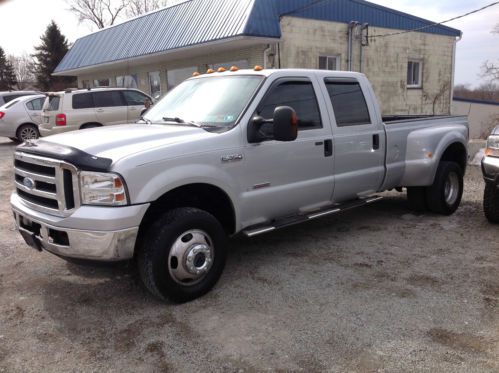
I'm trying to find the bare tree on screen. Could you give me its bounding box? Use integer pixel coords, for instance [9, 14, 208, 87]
[8, 53, 35, 90]
[126, 0, 182, 17]
[481, 23, 499, 83]
[66, 0, 129, 29]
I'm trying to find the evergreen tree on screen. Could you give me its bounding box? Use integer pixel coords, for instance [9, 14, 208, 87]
[0, 47, 17, 90]
[32, 21, 76, 91]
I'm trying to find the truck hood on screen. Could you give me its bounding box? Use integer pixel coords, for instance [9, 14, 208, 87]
[40, 123, 214, 161]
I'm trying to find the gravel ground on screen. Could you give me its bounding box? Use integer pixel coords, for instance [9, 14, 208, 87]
[0, 136, 498, 372]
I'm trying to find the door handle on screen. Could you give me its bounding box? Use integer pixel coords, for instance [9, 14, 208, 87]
[324, 139, 333, 157]
[373, 134, 380, 150]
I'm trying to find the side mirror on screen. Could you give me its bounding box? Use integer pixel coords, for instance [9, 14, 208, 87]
[273, 106, 298, 142]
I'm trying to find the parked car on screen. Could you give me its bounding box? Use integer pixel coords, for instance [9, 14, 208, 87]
[0, 94, 45, 142]
[11, 69, 469, 302]
[483, 125, 499, 223]
[0, 91, 41, 106]
[39, 88, 153, 137]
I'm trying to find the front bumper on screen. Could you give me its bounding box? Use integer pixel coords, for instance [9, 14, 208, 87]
[11, 193, 150, 261]
[482, 156, 499, 187]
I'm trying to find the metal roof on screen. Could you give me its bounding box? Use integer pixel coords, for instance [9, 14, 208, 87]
[55, 0, 461, 74]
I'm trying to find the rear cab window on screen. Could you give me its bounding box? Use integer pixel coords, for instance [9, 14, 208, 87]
[324, 79, 371, 127]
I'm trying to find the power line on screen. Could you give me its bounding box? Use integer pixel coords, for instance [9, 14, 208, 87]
[370, 1, 499, 39]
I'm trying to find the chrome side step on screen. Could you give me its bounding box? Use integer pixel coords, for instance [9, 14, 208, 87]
[242, 196, 383, 238]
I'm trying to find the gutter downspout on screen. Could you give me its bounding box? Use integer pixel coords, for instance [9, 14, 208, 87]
[359, 23, 369, 73]
[450, 32, 463, 115]
[263, 45, 272, 69]
[347, 21, 357, 71]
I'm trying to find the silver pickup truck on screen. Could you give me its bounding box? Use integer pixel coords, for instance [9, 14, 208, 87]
[483, 125, 499, 223]
[11, 69, 469, 301]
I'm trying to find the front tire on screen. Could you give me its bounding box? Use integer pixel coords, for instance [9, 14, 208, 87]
[137, 208, 227, 302]
[426, 161, 463, 215]
[484, 183, 499, 223]
[16, 124, 39, 142]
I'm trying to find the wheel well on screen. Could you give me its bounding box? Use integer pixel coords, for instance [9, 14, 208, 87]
[440, 142, 467, 173]
[138, 183, 236, 241]
[16, 123, 39, 135]
[80, 122, 102, 129]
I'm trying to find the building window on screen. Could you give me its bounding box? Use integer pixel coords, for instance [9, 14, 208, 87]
[319, 56, 341, 71]
[148, 71, 161, 100]
[407, 60, 423, 88]
[93, 78, 110, 87]
[166, 66, 197, 91]
[116, 74, 138, 88]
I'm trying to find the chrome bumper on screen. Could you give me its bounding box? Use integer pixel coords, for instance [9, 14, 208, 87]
[11, 193, 148, 261]
[482, 156, 499, 186]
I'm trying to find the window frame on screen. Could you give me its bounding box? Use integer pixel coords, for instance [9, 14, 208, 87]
[407, 59, 423, 89]
[324, 78, 372, 128]
[255, 77, 323, 132]
[319, 55, 341, 71]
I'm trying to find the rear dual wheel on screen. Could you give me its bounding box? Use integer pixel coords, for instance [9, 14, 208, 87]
[407, 161, 463, 215]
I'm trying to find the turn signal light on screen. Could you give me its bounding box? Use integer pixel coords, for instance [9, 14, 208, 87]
[192, 72, 200, 77]
[56, 113, 66, 126]
[206, 69, 215, 74]
[0, 111, 4, 120]
[254, 65, 263, 71]
[230, 66, 239, 72]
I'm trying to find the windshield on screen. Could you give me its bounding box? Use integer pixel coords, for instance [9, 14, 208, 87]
[144, 75, 263, 128]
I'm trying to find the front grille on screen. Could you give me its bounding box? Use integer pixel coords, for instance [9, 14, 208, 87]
[14, 152, 80, 217]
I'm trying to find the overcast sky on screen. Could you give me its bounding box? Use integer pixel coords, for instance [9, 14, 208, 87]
[0, 0, 497, 87]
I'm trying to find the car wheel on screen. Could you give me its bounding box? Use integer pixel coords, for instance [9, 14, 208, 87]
[407, 187, 428, 212]
[16, 124, 39, 142]
[484, 183, 499, 223]
[137, 207, 227, 302]
[426, 161, 463, 215]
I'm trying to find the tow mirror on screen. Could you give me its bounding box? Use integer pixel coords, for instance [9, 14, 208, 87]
[273, 106, 298, 142]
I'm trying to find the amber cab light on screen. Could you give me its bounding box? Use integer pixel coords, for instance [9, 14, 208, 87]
[192, 72, 200, 77]
[230, 66, 239, 72]
[0, 112, 4, 120]
[254, 65, 263, 71]
[56, 113, 66, 126]
[217, 67, 226, 72]
[206, 69, 215, 74]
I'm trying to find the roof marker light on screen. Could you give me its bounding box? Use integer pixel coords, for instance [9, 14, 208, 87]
[192, 72, 200, 77]
[254, 65, 264, 71]
[230, 66, 239, 72]
[217, 67, 226, 73]
[206, 69, 215, 74]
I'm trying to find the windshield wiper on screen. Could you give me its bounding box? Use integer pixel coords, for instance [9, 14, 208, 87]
[162, 117, 203, 128]
[141, 117, 152, 124]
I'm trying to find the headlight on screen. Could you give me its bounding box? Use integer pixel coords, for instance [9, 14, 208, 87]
[79, 171, 128, 206]
[485, 135, 499, 158]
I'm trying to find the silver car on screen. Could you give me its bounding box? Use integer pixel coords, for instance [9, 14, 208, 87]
[0, 94, 45, 142]
[0, 91, 41, 106]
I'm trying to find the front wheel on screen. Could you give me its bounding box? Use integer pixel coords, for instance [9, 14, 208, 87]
[484, 183, 499, 223]
[16, 124, 39, 142]
[426, 161, 463, 215]
[137, 208, 227, 302]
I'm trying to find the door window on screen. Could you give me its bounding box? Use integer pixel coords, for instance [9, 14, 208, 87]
[325, 81, 371, 127]
[122, 90, 149, 106]
[93, 91, 125, 107]
[257, 80, 322, 131]
[26, 98, 44, 110]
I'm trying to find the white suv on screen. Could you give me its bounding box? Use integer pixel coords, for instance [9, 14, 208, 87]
[39, 88, 152, 136]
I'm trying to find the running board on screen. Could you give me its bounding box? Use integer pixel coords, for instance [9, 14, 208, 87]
[243, 196, 383, 238]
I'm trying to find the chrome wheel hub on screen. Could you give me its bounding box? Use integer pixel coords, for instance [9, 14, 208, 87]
[168, 229, 214, 286]
[444, 172, 459, 205]
[20, 127, 38, 141]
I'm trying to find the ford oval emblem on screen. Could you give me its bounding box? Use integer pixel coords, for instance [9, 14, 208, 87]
[23, 177, 35, 190]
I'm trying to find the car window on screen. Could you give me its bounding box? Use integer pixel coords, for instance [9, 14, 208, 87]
[72, 93, 94, 109]
[93, 91, 125, 107]
[4, 94, 23, 103]
[325, 80, 371, 127]
[46, 96, 61, 111]
[257, 80, 322, 130]
[26, 98, 44, 111]
[122, 90, 148, 106]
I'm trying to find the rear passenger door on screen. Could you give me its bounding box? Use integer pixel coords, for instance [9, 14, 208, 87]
[93, 91, 127, 126]
[323, 78, 385, 202]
